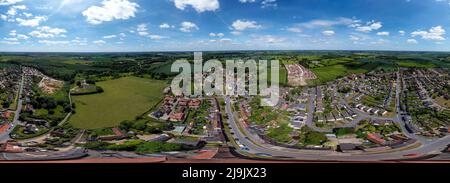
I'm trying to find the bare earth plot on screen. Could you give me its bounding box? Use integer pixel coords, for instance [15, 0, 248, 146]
[69, 77, 167, 129]
[285, 64, 317, 86]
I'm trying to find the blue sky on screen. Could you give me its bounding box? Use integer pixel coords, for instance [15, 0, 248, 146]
[0, 0, 450, 52]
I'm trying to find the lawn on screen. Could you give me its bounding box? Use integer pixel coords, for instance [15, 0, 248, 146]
[69, 77, 167, 129]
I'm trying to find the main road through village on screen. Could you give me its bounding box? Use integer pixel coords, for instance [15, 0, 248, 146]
[0, 74, 25, 143]
[224, 71, 449, 161]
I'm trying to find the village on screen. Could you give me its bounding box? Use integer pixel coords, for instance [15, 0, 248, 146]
[229, 65, 449, 155]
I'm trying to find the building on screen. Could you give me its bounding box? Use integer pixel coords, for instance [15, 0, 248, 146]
[188, 99, 201, 109]
[338, 143, 359, 153]
[0, 140, 23, 153]
[169, 113, 185, 122]
[367, 133, 386, 145]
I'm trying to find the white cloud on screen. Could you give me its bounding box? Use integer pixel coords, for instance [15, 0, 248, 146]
[253, 35, 285, 44]
[0, 0, 22, 6]
[370, 39, 388, 45]
[137, 24, 150, 36]
[16, 34, 28, 40]
[82, 0, 139, 24]
[180, 21, 199, 32]
[407, 39, 418, 44]
[9, 30, 16, 36]
[411, 26, 446, 41]
[12, 5, 26, 10]
[399, 30, 405, 36]
[23, 12, 32, 17]
[0, 14, 7, 21]
[29, 26, 67, 38]
[239, 0, 256, 3]
[16, 16, 47, 27]
[261, 0, 277, 8]
[349, 35, 360, 41]
[40, 26, 67, 35]
[160, 23, 174, 29]
[0, 41, 20, 44]
[232, 20, 261, 31]
[7, 7, 17, 16]
[322, 30, 335, 36]
[71, 37, 88, 46]
[39, 40, 70, 45]
[230, 31, 242, 36]
[300, 17, 357, 29]
[93, 40, 106, 45]
[355, 21, 382, 33]
[377, 31, 390, 36]
[286, 27, 301, 33]
[174, 0, 219, 13]
[134, 24, 168, 40]
[103, 35, 117, 39]
[148, 35, 167, 40]
[3, 37, 18, 41]
[209, 32, 224, 37]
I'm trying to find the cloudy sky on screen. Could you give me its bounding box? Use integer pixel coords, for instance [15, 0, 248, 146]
[1, 0, 450, 52]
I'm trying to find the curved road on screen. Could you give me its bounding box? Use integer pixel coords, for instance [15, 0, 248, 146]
[225, 96, 449, 161]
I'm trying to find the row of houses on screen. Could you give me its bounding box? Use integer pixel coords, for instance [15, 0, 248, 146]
[355, 104, 388, 116]
[151, 96, 202, 122]
[317, 105, 357, 123]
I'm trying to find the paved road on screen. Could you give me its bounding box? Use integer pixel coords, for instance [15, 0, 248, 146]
[225, 96, 449, 161]
[0, 74, 25, 143]
[305, 88, 332, 133]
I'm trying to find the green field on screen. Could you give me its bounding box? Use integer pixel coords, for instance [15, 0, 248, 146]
[69, 77, 167, 129]
[310, 63, 378, 85]
[397, 61, 436, 68]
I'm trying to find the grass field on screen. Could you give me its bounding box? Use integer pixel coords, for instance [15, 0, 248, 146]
[309, 63, 378, 85]
[397, 61, 436, 68]
[69, 77, 167, 129]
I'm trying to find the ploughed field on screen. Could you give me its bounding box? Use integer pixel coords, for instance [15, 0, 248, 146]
[69, 77, 167, 129]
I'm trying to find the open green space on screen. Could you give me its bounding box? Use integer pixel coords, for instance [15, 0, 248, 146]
[69, 77, 167, 129]
[310, 63, 378, 85]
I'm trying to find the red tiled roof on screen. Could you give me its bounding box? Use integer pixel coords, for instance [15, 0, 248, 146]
[367, 133, 386, 144]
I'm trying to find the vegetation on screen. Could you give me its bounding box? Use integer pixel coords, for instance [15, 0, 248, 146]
[69, 77, 167, 129]
[83, 140, 185, 154]
[297, 127, 328, 146]
[10, 125, 50, 140]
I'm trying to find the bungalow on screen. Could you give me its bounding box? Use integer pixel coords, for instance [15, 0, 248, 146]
[292, 104, 307, 111]
[338, 143, 359, 153]
[50, 128, 66, 137]
[318, 116, 325, 123]
[367, 133, 386, 145]
[178, 98, 190, 107]
[1, 111, 11, 120]
[112, 128, 125, 138]
[164, 96, 176, 104]
[326, 114, 335, 122]
[380, 110, 388, 116]
[188, 99, 201, 109]
[0, 141, 23, 153]
[169, 113, 185, 122]
[23, 124, 39, 134]
[152, 111, 164, 118]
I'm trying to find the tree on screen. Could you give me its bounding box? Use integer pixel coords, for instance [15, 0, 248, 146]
[119, 120, 133, 131]
[132, 120, 147, 131]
